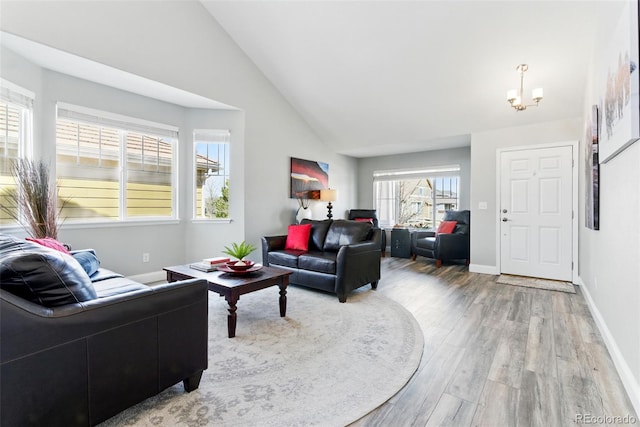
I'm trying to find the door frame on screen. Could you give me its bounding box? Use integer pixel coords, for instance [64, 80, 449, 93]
[495, 140, 579, 284]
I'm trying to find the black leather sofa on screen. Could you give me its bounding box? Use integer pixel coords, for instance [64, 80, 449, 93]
[262, 219, 381, 302]
[410, 210, 471, 267]
[0, 234, 209, 426]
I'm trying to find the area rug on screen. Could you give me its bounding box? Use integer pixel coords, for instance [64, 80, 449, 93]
[497, 274, 576, 294]
[99, 285, 424, 427]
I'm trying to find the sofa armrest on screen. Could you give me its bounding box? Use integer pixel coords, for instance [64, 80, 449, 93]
[435, 233, 470, 260]
[262, 235, 287, 265]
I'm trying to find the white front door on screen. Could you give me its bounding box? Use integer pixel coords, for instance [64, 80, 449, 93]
[500, 146, 573, 281]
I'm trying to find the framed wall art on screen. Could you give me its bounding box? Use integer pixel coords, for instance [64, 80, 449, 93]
[585, 105, 600, 230]
[598, 0, 640, 163]
[290, 157, 329, 199]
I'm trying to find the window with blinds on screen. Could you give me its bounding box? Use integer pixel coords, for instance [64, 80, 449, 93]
[0, 80, 33, 225]
[56, 103, 177, 222]
[193, 130, 230, 220]
[373, 166, 460, 228]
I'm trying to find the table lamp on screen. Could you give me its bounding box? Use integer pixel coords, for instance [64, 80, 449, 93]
[320, 189, 337, 219]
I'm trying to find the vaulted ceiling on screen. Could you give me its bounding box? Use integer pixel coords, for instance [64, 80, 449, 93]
[202, 1, 624, 157]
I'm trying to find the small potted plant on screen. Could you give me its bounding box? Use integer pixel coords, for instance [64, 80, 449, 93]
[222, 241, 257, 270]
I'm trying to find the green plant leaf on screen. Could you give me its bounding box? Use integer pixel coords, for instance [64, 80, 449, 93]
[222, 241, 257, 260]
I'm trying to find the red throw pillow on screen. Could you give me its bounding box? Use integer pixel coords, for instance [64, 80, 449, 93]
[354, 217, 374, 224]
[436, 220, 457, 235]
[26, 237, 71, 254]
[285, 224, 312, 251]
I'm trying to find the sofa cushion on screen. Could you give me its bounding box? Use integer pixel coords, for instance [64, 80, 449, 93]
[0, 245, 97, 307]
[93, 277, 149, 298]
[416, 236, 436, 250]
[268, 250, 304, 268]
[285, 224, 312, 251]
[298, 252, 337, 274]
[323, 220, 372, 252]
[301, 219, 332, 252]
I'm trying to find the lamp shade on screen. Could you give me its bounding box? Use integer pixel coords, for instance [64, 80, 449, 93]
[320, 189, 337, 202]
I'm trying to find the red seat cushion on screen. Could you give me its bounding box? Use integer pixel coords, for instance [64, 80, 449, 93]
[285, 224, 312, 251]
[436, 220, 457, 234]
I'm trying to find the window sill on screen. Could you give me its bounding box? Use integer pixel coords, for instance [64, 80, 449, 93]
[191, 218, 233, 224]
[60, 219, 180, 230]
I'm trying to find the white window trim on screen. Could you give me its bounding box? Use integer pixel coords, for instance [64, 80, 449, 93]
[56, 103, 179, 223]
[192, 129, 231, 221]
[0, 79, 34, 159]
[373, 166, 461, 228]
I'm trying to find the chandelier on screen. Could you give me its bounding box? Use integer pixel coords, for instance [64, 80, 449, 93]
[507, 64, 543, 111]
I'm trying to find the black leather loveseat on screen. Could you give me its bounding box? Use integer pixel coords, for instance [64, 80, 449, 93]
[262, 219, 381, 302]
[0, 234, 209, 426]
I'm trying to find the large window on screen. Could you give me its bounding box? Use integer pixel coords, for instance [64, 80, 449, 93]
[56, 104, 177, 222]
[193, 130, 230, 220]
[0, 80, 33, 225]
[374, 166, 460, 228]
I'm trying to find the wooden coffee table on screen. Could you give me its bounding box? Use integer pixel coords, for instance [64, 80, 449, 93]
[163, 264, 292, 338]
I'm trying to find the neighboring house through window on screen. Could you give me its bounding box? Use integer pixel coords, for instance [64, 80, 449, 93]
[0, 80, 33, 225]
[193, 129, 230, 220]
[374, 166, 460, 228]
[56, 103, 177, 222]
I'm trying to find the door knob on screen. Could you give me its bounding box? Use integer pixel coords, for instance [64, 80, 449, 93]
[502, 217, 509, 222]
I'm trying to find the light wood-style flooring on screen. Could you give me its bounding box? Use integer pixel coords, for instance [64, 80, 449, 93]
[350, 257, 637, 427]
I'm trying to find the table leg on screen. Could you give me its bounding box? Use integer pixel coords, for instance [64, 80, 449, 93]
[279, 282, 287, 317]
[226, 296, 238, 338]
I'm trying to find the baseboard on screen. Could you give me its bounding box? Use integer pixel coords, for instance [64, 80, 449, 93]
[578, 276, 640, 417]
[469, 263, 499, 275]
[127, 270, 166, 284]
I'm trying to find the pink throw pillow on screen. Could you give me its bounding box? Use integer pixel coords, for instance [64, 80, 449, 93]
[26, 237, 71, 254]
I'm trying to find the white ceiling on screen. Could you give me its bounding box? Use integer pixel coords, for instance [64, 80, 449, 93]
[202, 0, 624, 158]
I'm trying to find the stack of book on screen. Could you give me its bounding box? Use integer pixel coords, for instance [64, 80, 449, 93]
[189, 257, 230, 272]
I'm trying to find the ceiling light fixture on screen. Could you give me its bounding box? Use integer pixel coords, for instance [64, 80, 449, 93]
[507, 64, 543, 111]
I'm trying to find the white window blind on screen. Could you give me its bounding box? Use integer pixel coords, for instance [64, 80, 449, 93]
[57, 103, 178, 139]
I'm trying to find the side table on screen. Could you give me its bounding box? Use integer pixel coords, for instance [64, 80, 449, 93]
[390, 227, 412, 258]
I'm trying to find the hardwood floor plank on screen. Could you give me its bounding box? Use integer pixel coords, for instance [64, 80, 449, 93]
[471, 380, 518, 427]
[524, 316, 557, 378]
[445, 324, 502, 402]
[507, 291, 532, 323]
[557, 358, 606, 426]
[488, 320, 529, 388]
[425, 393, 476, 427]
[348, 259, 637, 426]
[517, 370, 563, 427]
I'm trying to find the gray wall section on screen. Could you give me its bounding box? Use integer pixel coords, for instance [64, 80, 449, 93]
[356, 146, 471, 210]
[578, 3, 640, 391]
[469, 118, 581, 268]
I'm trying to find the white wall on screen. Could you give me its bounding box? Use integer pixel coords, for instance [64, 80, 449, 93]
[578, 1, 640, 410]
[356, 146, 471, 210]
[469, 118, 581, 270]
[0, 1, 357, 267]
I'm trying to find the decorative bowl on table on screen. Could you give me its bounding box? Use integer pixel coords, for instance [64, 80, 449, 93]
[225, 260, 255, 271]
